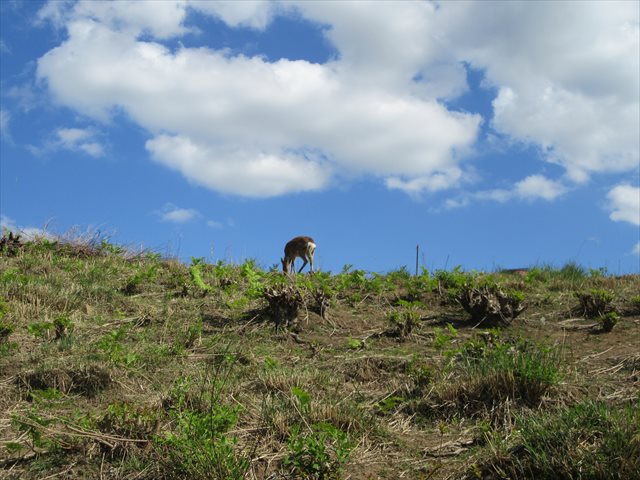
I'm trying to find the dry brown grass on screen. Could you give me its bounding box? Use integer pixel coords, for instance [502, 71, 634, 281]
[1, 234, 639, 479]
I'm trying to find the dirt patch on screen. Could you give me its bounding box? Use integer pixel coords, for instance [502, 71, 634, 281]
[16, 365, 111, 398]
[342, 356, 409, 382]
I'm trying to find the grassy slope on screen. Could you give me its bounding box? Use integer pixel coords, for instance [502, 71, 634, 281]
[1, 236, 639, 479]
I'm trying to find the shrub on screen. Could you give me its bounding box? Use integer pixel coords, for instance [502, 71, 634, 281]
[0, 231, 22, 256]
[263, 283, 303, 330]
[558, 261, 587, 282]
[435, 266, 470, 295]
[27, 321, 54, 340]
[284, 422, 353, 479]
[98, 325, 140, 366]
[599, 311, 619, 333]
[433, 323, 458, 350]
[335, 265, 367, 294]
[456, 283, 526, 326]
[575, 289, 614, 318]
[53, 315, 73, 340]
[0, 299, 13, 343]
[0, 297, 9, 319]
[385, 300, 422, 338]
[525, 266, 547, 284]
[159, 405, 248, 479]
[98, 401, 160, 444]
[432, 335, 562, 416]
[241, 259, 264, 298]
[158, 355, 249, 479]
[310, 273, 334, 320]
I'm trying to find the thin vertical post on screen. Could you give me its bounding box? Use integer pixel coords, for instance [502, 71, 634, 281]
[415, 244, 419, 276]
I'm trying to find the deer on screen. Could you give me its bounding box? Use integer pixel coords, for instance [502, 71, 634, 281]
[281, 236, 316, 275]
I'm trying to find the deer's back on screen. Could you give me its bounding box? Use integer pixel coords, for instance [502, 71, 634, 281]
[285, 236, 315, 256]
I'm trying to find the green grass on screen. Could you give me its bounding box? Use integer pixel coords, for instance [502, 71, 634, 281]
[476, 400, 640, 479]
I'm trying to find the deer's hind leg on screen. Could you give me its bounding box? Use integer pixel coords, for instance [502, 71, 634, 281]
[297, 257, 309, 273]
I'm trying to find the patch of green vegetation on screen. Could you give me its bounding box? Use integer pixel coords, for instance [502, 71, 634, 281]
[475, 400, 640, 479]
[241, 259, 266, 298]
[97, 324, 140, 366]
[599, 311, 619, 332]
[575, 288, 615, 318]
[433, 322, 458, 350]
[123, 263, 158, 295]
[386, 299, 422, 338]
[346, 337, 365, 350]
[27, 321, 54, 340]
[285, 422, 353, 479]
[157, 355, 249, 479]
[190, 256, 213, 293]
[452, 335, 562, 398]
[413, 334, 564, 418]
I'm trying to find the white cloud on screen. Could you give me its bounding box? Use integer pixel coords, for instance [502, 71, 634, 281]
[57, 127, 91, 144]
[607, 184, 640, 226]
[437, 1, 639, 183]
[0, 109, 9, 138]
[6, 84, 40, 113]
[513, 175, 567, 201]
[35, 0, 480, 197]
[38, 0, 189, 38]
[207, 220, 224, 229]
[444, 174, 567, 209]
[0, 39, 10, 54]
[26, 127, 105, 158]
[33, 1, 638, 199]
[189, 0, 275, 30]
[1, 215, 18, 232]
[147, 135, 330, 198]
[0, 215, 53, 240]
[157, 204, 200, 223]
[633, 242, 640, 256]
[55, 127, 105, 157]
[292, 1, 468, 100]
[385, 168, 463, 196]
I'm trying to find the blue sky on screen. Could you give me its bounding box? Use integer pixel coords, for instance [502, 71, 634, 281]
[1, 0, 639, 274]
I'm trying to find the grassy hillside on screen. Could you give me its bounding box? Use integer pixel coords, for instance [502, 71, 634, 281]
[1, 233, 639, 479]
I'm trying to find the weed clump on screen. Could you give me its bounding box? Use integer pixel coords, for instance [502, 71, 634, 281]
[574, 289, 621, 333]
[263, 283, 303, 330]
[284, 422, 353, 479]
[456, 284, 526, 326]
[411, 334, 562, 421]
[0, 231, 22, 256]
[96, 401, 160, 457]
[598, 311, 619, 333]
[474, 400, 640, 480]
[189, 257, 212, 295]
[574, 289, 615, 318]
[385, 300, 422, 338]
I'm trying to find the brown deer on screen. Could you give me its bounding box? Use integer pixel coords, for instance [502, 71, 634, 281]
[281, 236, 316, 275]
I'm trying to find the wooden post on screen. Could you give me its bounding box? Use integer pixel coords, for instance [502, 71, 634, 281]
[415, 244, 419, 276]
